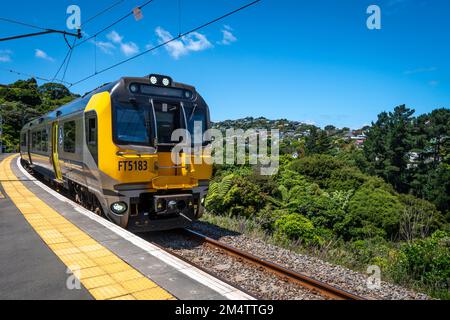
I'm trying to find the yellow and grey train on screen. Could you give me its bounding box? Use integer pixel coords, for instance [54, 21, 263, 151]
[20, 74, 212, 231]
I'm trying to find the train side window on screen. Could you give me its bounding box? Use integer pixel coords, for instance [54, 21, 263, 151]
[41, 129, 48, 152]
[21, 134, 27, 147]
[31, 132, 37, 150]
[85, 112, 98, 164]
[63, 121, 76, 153]
[36, 131, 42, 151]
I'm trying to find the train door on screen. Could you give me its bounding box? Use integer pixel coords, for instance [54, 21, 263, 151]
[51, 122, 62, 181]
[27, 130, 32, 164]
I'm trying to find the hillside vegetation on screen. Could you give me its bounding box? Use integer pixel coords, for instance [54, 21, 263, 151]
[0, 78, 79, 151]
[207, 106, 450, 299]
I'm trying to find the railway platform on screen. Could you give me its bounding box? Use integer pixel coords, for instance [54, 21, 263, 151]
[0, 154, 252, 300]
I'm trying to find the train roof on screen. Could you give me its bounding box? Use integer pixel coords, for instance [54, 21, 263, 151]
[22, 76, 198, 131]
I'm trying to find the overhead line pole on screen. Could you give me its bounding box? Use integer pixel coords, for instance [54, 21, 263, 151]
[0, 29, 81, 42]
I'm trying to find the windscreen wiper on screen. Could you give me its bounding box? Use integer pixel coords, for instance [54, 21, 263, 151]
[188, 103, 198, 122]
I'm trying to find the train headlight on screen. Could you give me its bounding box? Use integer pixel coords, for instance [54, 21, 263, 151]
[162, 78, 170, 86]
[130, 84, 139, 93]
[111, 202, 128, 215]
[150, 76, 158, 85]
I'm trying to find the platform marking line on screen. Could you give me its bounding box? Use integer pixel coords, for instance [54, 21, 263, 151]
[14, 156, 255, 300]
[0, 155, 173, 301]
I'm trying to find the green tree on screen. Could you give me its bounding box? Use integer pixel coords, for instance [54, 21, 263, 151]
[398, 194, 445, 241]
[424, 164, 450, 218]
[339, 178, 404, 240]
[38, 83, 71, 100]
[0, 78, 77, 152]
[305, 127, 332, 155]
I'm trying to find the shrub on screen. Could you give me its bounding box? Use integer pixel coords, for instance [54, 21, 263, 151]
[389, 231, 450, 299]
[398, 194, 445, 241]
[289, 154, 345, 189]
[206, 174, 265, 218]
[327, 167, 367, 191]
[274, 214, 324, 246]
[338, 181, 405, 240]
[276, 169, 312, 189]
[289, 154, 370, 192]
[349, 238, 391, 268]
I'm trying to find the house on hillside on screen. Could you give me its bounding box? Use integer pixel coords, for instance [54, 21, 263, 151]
[345, 130, 367, 147]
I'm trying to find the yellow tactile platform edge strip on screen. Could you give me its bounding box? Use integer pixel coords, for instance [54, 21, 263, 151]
[0, 155, 175, 300]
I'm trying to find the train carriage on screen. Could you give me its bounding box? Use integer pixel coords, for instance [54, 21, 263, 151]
[20, 74, 212, 231]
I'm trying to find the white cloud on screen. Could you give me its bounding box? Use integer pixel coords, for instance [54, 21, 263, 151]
[219, 25, 237, 45]
[120, 42, 139, 56]
[35, 49, 54, 62]
[107, 31, 123, 44]
[155, 27, 212, 59]
[0, 49, 12, 62]
[93, 40, 116, 54]
[105, 30, 139, 56]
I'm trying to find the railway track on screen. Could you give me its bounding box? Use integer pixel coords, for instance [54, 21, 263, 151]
[181, 228, 365, 300]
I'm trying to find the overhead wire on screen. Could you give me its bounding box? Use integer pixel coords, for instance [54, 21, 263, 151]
[1, 67, 72, 85]
[2, 0, 261, 88]
[0, 17, 49, 32]
[70, 0, 261, 87]
[61, 39, 77, 83]
[81, 0, 125, 27]
[74, 0, 156, 49]
[49, 0, 156, 84]
[52, 0, 127, 83]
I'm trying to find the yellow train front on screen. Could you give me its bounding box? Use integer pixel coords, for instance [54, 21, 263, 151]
[20, 74, 213, 231]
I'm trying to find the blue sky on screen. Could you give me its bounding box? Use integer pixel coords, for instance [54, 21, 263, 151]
[0, 0, 449, 128]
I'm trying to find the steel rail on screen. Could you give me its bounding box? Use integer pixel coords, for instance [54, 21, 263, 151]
[184, 228, 366, 300]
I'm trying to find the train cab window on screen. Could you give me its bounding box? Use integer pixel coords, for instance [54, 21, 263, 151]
[185, 105, 208, 140]
[114, 103, 150, 145]
[63, 121, 76, 153]
[154, 103, 182, 144]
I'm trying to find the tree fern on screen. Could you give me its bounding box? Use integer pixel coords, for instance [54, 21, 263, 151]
[208, 181, 220, 197]
[205, 174, 235, 208]
[278, 185, 289, 202]
[217, 174, 234, 198]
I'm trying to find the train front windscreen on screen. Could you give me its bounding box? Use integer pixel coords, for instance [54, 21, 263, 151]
[113, 101, 207, 147]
